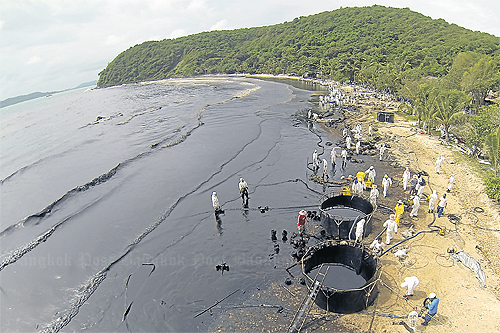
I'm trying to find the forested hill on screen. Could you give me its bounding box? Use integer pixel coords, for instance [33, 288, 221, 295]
[97, 5, 499, 92]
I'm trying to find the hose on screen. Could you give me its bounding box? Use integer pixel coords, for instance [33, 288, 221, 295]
[381, 230, 437, 256]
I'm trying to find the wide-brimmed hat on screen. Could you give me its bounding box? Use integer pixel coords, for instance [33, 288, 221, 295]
[299, 210, 307, 215]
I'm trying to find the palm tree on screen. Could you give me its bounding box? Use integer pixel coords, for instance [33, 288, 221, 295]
[485, 127, 500, 174]
[433, 90, 470, 142]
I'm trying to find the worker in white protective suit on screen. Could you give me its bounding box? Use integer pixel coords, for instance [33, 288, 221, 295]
[447, 173, 455, 193]
[365, 165, 376, 183]
[401, 276, 420, 299]
[322, 158, 328, 180]
[368, 124, 373, 136]
[379, 143, 387, 161]
[355, 218, 366, 243]
[402, 167, 411, 191]
[428, 190, 438, 213]
[239, 178, 249, 207]
[341, 149, 348, 169]
[352, 179, 365, 196]
[346, 135, 352, 150]
[410, 195, 421, 217]
[312, 149, 318, 172]
[330, 148, 336, 169]
[383, 214, 398, 245]
[212, 191, 223, 215]
[434, 156, 445, 173]
[370, 238, 384, 256]
[382, 174, 392, 197]
[369, 184, 379, 206]
[355, 141, 361, 154]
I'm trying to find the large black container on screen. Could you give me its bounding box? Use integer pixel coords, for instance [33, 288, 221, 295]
[319, 195, 374, 239]
[377, 111, 395, 123]
[302, 241, 379, 313]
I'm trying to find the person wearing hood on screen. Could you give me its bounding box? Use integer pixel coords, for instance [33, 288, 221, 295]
[330, 148, 336, 169]
[383, 214, 398, 245]
[394, 200, 405, 225]
[379, 143, 386, 161]
[312, 149, 319, 172]
[355, 218, 366, 243]
[297, 210, 308, 233]
[212, 191, 223, 215]
[369, 184, 379, 206]
[410, 195, 420, 217]
[382, 174, 392, 197]
[435, 156, 445, 173]
[437, 193, 447, 218]
[428, 190, 439, 213]
[422, 293, 439, 326]
[355, 141, 361, 155]
[447, 173, 455, 193]
[341, 149, 348, 169]
[346, 135, 352, 150]
[238, 178, 249, 206]
[402, 167, 411, 191]
[352, 179, 365, 196]
[365, 165, 376, 183]
[401, 276, 420, 299]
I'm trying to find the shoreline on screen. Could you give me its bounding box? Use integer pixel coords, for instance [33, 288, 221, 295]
[213, 80, 500, 332]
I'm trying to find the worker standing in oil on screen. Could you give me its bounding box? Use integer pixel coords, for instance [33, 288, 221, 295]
[382, 174, 392, 197]
[212, 191, 223, 215]
[312, 149, 319, 172]
[422, 293, 439, 326]
[239, 178, 249, 207]
[297, 210, 308, 233]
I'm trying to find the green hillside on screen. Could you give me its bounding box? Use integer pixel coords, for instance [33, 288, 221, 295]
[97, 5, 499, 92]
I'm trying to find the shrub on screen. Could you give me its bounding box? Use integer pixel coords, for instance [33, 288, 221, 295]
[485, 173, 500, 201]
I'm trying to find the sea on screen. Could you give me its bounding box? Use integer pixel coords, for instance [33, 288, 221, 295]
[0, 76, 375, 332]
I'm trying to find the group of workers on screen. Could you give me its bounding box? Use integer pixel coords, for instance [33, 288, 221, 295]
[211, 177, 249, 215]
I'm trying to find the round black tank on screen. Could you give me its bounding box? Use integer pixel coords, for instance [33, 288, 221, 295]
[319, 195, 374, 239]
[302, 241, 379, 313]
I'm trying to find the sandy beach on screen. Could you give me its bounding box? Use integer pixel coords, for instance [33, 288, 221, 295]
[212, 79, 500, 333]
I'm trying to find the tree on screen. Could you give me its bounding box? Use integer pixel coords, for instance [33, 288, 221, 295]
[433, 90, 470, 142]
[461, 56, 500, 113]
[485, 127, 500, 174]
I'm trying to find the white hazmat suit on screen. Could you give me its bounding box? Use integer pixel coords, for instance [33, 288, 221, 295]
[355, 218, 366, 242]
[428, 190, 438, 213]
[211, 192, 220, 211]
[402, 168, 411, 191]
[410, 196, 420, 217]
[382, 175, 392, 197]
[369, 186, 379, 206]
[383, 217, 398, 245]
[401, 276, 420, 296]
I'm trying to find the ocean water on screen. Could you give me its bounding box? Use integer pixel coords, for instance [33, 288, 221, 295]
[0, 76, 367, 332]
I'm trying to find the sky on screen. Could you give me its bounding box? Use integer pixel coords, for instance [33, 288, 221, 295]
[1, 0, 499, 100]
